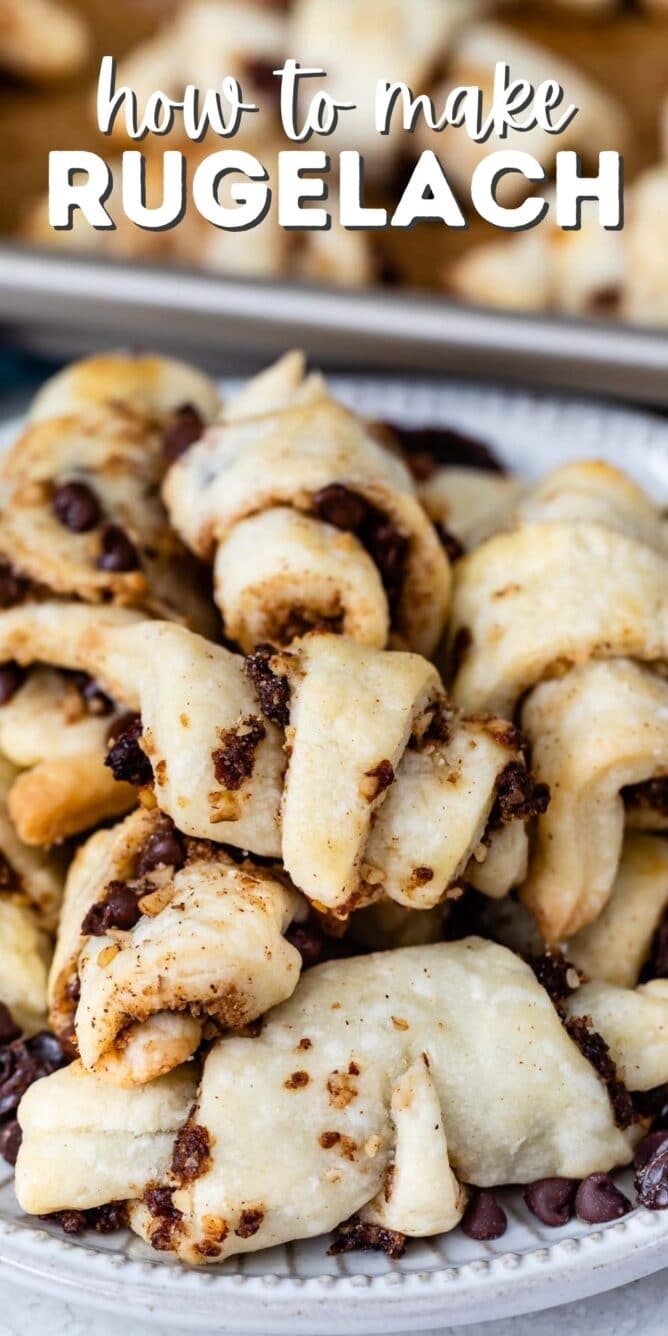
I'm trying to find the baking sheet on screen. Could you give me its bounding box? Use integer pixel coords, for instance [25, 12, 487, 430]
[2, 0, 668, 278]
[0, 242, 666, 403]
[0, 1, 667, 397]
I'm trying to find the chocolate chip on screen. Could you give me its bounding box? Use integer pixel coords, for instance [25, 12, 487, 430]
[633, 1083, 668, 1128]
[0, 852, 20, 895]
[213, 716, 266, 790]
[635, 1142, 668, 1210]
[0, 1031, 67, 1120]
[565, 1017, 635, 1129]
[381, 423, 504, 475]
[136, 822, 185, 876]
[364, 519, 409, 608]
[105, 716, 153, 787]
[435, 523, 465, 563]
[588, 284, 622, 316]
[0, 662, 25, 706]
[145, 1187, 182, 1222]
[96, 524, 140, 573]
[27, 1031, 66, 1069]
[461, 1190, 508, 1240]
[69, 671, 113, 717]
[489, 762, 550, 826]
[641, 903, 668, 980]
[245, 644, 291, 728]
[575, 1172, 631, 1223]
[634, 1130, 668, 1172]
[624, 777, 668, 820]
[42, 1202, 128, 1236]
[45, 1209, 88, 1235]
[312, 484, 369, 532]
[420, 702, 453, 747]
[150, 1222, 179, 1252]
[362, 758, 395, 800]
[451, 626, 472, 677]
[93, 1201, 129, 1233]
[0, 561, 29, 609]
[171, 1123, 211, 1184]
[235, 1208, 264, 1238]
[528, 950, 581, 1005]
[163, 404, 204, 465]
[106, 710, 140, 747]
[0, 1003, 20, 1046]
[65, 974, 81, 1003]
[404, 450, 438, 481]
[524, 1178, 577, 1227]
[306, 488, 411, 615]
[244, 57, 281, 104]
[53, 481, 101, 533]
[329, 1216, 406, 1258]
[0, 1119, 21, 1165]
[285, 921, 324, 970]
[81, 880, 141, 935]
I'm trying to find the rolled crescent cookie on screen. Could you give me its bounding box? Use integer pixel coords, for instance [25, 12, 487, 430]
[568, 834, 668, 989]
[48, 807, 303, 1086]
[16, 939, 643, 1258]
[164, 352, 451, 656]
[448, 462, 668, 943]
[0, 0, 90, 83]
[0, 601, 285, 857]
[0, 753, 59, 1027]
[450, 522, 668, 717]
[0, 664, 135, 847]
[520, 660, 668, 941]
[15, 1061, 198, 1217]
[417, 466, 526, 551]
[270, 634, 540, 914]
[0, 354, 220, 633]
[0, 752, 67, 927]
[564, 979, 668, 1093]
[449, 462, 668, 717]
[0, 896, 51, 1035]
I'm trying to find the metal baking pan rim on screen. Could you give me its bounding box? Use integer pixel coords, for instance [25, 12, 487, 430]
[0, 241, 665, 402]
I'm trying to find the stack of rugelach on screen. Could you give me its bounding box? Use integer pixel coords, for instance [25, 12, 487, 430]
[0, 350, 666, 1261]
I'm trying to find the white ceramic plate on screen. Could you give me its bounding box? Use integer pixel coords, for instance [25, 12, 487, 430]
[1, 376, 668, 1333]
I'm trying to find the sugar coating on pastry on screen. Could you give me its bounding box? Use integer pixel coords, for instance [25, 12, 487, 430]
[164, 353, 451, 656]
